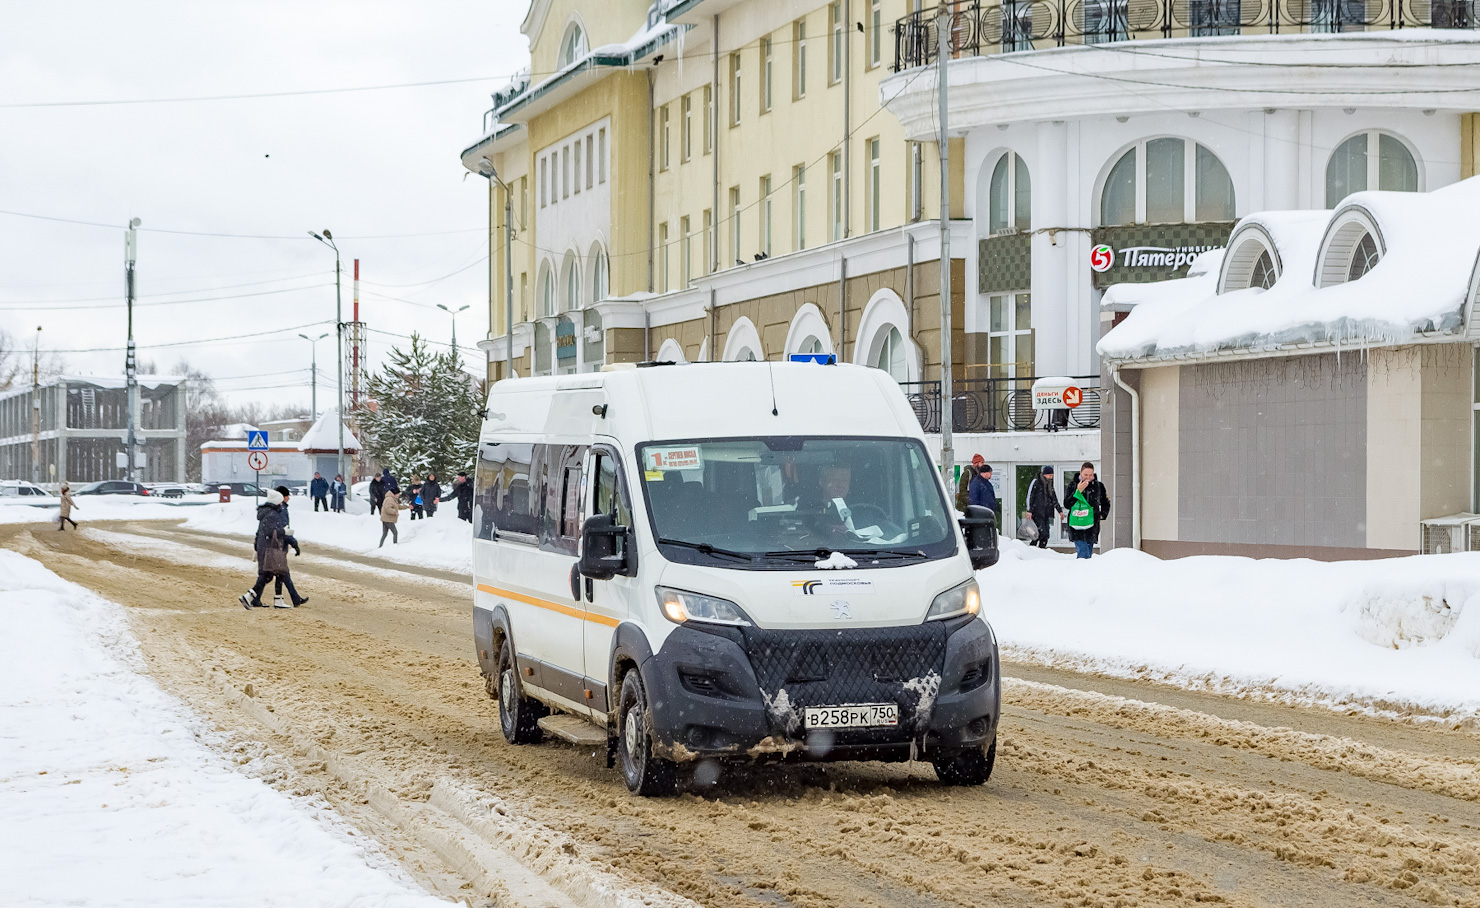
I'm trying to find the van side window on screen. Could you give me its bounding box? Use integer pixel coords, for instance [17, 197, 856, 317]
[538, 444, 587, 554]
[591, 449, 632, 528]
[474, 441, 537, 541]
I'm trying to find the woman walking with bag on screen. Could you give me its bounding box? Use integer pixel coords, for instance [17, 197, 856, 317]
[1064, 462, 1110, 559]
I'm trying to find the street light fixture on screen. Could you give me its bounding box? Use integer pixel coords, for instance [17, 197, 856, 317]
[436, 303, 471, 356]
[310, 229, 347, 483]
[298, 331, 331, 416]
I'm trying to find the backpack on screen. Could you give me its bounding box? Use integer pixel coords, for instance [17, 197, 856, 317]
[1067, 488, 1095, 530]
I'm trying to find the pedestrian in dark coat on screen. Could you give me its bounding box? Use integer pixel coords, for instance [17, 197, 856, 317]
[408, 476, 425, 521]
[1063, 462, 1111, 559]
[369, 475, 385, 515]
[381, 468, 400, 496]
[451, 471, 474, 522]
[967, 463, 998, 518]
[422, 473, 442, 518]
[955, 454, 984, 512]
[239, 489, 308, 609]
[330, 474, 347, 512]
[310, 472, 329, 512]
[1023, 465, 1063, 549]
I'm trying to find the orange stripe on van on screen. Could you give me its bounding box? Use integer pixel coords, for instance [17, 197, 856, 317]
[476, 583, 620, 628]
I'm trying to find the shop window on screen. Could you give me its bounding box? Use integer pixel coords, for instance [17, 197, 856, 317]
[1325, 131, 1419, 208]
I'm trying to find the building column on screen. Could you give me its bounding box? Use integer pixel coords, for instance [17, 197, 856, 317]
[1032, 120, 1071, 376]
[1263, 109, 1301, 211]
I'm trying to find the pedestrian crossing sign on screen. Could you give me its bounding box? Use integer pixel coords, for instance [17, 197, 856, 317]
[246, 431, 269, 451]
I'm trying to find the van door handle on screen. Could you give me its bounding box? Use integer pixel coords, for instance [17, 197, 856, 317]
[569, 563, 581, 602]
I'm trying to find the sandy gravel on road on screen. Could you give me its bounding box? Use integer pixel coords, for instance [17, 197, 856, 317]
[6, 520, 1480, 908]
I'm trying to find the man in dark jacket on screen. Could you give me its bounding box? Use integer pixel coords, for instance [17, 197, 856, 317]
[239, 488, 308, 609]
[381, 468, 399, 495]
[369, 474, 385, 515]
[967, 462, 998, 520]
[310, 472, 329, 512]
[1063, 462, 1111, 559]
[955, 454, 984, 512]
[451, 471, 474, 522]
[422, 473, 443, 518]
[1024, 465, 1062, 549]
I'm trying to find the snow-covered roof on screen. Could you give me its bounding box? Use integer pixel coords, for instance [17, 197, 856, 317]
[1099, 177, 1480, 363]
[57, 374, 185, 390]
[1100, 249, 1224, 312]
[297, 408, 360, 452]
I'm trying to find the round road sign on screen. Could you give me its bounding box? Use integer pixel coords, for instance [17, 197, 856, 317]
[247, 451, 269, 471]
[1062, 387, 1083, 409]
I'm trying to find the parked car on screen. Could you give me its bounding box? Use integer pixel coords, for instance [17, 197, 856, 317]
[0, 480, 55, 503]
[147, 483, 194, 498]
[210, 482, 264, 498]
[75, 480, 150, 496]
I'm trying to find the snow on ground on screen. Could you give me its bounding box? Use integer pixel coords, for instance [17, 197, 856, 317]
[0, 549, 450, 907]
[0, 494, 221, 525]
[980, 540, 1480, 719]
[181, 497, 473, 575]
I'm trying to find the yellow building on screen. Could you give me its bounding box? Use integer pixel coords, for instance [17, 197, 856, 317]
[461, 0, 965, 389]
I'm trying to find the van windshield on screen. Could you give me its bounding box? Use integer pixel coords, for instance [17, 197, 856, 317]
[636, 437, 955, 568]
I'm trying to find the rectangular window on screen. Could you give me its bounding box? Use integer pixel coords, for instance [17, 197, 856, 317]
[702, 86, 713, 154]
[520, 272, 528, 322]
[829, 2, 843, 85]
[793, 19, 808, 99]
[986, 293, 1035, 380]
[910, 142, 923, 222]
[681, 94, 692, 161]
[573, 141, 581, 194]
[868, 137, 881, 232]
[729, 185, 741, 267]
[659, 222, 670, 293]
[660, 106, 670, 171]
[794, 164, 807, 251]
[830, 151, 843, 242]
[539, 157, 547, 208]
[519, 176, 528, 224]
[729, 53, 742, 126]
[760, 37, 773, 113]
[562, 145, 570, 198]
[702, 208, 713, 274]
[586, 134, 594, 189]
[759, 174, 773, 257]
[681, 215, 692, 287]
[598, 127, 607, 183]
[869, 0, 882, 68]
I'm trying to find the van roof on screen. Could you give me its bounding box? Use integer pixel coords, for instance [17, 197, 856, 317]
[483, 362, 925, 443]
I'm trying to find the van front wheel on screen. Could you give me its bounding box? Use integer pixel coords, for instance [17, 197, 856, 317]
[932, 741, 996, 786]
[617, 669, 677, 797]
[498, 639, 545, 745]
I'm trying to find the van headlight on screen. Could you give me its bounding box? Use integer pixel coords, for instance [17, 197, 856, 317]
[656, 586, 752, 627]
[926, 579, 981, 622]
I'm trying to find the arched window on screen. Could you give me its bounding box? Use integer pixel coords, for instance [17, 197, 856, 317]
[1347, 232, 1380, 281]
[874, 327, 907, 381]
[1316, 212, 1385, 288]
[589, 247, 609, 304]
[988, 152, 1031, 234]
[1325, 131, 1419, 208]
[1099, 138, 1235, 226]
[558, 22, 587, 69]
[561, 251, 580, 312]
[799, 336, 825, 356]
[1251, 250, 1278, 289]
[540, 268, 555, 317]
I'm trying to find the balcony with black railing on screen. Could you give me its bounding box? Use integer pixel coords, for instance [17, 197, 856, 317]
[900, 375, 1103, 434]
[893, 0, 1478, 70]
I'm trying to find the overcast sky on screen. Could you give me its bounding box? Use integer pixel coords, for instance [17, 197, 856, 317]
[0, 1, 529, 410]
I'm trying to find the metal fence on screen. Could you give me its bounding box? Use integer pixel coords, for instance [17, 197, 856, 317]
[899, 376, 1102, 433]
[894, 0, 1478, 70]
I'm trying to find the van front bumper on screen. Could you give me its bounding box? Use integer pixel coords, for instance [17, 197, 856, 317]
[639, 617, 1000, 763]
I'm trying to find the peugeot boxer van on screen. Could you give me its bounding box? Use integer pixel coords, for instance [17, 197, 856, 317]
[472, 362, 1000, 796]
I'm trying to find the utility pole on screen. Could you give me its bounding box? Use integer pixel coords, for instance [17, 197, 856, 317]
[299, 332, 329, 416]
[31, 326, 40, 485]
[935, 3, 954, 479]
[311, 229, 346, 483]
[125, 218, 141, 482]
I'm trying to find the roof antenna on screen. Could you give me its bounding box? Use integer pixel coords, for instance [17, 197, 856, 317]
[767, 362, 779, 416]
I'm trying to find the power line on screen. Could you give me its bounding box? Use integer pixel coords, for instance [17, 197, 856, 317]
[0, 75, 513, 109]
[0, 282, 333, 311]
[44, 320, 331, 354]
[0, 207, 484, 240]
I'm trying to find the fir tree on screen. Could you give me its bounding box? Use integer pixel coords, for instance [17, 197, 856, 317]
[358, 334, 482, 481]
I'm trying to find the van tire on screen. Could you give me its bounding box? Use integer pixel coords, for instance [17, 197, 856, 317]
[932, 741, 995, 786]
[497, 639, 545, 745]
[617, 669, 676, 796]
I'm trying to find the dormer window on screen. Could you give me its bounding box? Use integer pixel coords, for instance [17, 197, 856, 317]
[1315, 208, 1385, 288]
[1348, 232, 1380, 281]
[559, 23, 587, 69]
[1251, 249, 1277, 289]
[1218, 224, 1283, 293]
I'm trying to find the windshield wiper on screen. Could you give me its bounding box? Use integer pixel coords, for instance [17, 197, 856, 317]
[833, 548, 929, 561]
[656, 537, 756, 562]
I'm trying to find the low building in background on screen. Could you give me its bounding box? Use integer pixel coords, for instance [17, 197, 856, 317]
[0, 375, 187, 484]
[200, 408, 360, 488]
[1099, 177, 1480, 559]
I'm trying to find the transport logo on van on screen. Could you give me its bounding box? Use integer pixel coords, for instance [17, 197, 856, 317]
[793, 578, 874, 595]
[645, 446, 703, 471]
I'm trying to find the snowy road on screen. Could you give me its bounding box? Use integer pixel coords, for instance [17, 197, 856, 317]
[5, 519, 1480, 908]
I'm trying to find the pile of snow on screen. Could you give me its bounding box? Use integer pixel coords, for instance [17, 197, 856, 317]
[182, 497, 472, 576]
[1100, 177, 1480, 361]
[979, 540, 1480, 718]
[0, 549, 447, 906]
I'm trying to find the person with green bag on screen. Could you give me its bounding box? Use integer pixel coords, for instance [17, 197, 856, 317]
[1064, 462, 1110, 559]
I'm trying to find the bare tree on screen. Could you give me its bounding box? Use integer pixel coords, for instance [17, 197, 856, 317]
[0, 329, 21, 392]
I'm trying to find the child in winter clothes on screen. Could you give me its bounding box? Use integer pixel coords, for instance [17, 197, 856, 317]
[379, 488, 403, 546]
[57, 482, 78, 530]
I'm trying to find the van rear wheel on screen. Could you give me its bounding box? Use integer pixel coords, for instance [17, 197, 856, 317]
[497, 638, 545, 745]
[932, 740, 996, 786]
[617, 669, 676, 797]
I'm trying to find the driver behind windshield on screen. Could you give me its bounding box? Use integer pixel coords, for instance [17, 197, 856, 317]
[798, 462, 857, 540]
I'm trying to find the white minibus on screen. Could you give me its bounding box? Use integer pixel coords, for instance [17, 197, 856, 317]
[472, 362, 1000, 795]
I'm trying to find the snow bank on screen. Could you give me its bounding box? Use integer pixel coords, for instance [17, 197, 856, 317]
[979, 540, 1480, 718]
[0, 494, 220, 525]
[182, 498, 472, 576]
[0, 549, 447, 907]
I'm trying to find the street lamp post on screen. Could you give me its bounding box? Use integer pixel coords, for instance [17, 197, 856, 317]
[310, 230, 346, 482]
[436, 303, 471, 356]
[31, 326, 40, 485]
[298, 331, 330, 416]
[125, 218, 141, 482]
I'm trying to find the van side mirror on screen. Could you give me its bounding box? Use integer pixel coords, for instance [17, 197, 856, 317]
[579, 513, 632, 580]
[959, 505, 999, 571]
